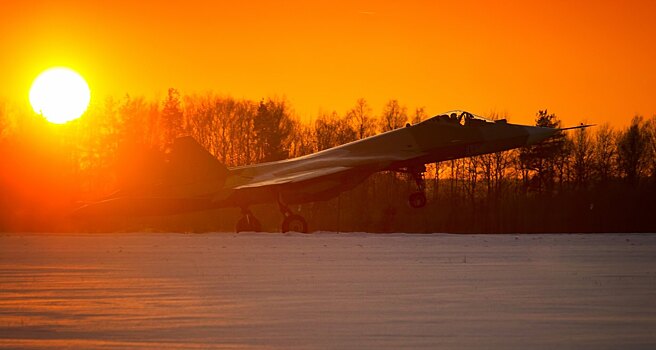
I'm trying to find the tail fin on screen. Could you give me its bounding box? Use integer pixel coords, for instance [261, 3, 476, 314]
[72, 137, 229, 217]
[167, 137, 230, 185]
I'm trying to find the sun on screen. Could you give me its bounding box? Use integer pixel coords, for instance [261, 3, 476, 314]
[29, 67, 91, 124]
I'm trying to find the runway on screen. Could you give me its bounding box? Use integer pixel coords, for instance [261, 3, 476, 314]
[1, 232, 655, 349]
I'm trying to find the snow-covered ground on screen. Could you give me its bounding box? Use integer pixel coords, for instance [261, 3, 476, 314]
[1, 232, 655, 349]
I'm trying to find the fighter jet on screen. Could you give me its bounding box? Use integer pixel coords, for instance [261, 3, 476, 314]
[74, 110, 590, 233]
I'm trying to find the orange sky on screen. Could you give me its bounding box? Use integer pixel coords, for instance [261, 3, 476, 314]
[2, 0, 655, 127]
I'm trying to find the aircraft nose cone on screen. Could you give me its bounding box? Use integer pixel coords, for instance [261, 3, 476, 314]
[525, 126, 558, 145]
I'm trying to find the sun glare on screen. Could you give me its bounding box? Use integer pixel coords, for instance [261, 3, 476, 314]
[29, 67, 91, 124]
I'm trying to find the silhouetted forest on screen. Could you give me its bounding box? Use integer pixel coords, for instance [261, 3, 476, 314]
[1, 90, 654, 232]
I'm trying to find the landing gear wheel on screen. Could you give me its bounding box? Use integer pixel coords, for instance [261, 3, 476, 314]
[236, 215, 261, 233]
[282, 214, 308, 233]
[408, 191, 427, 208]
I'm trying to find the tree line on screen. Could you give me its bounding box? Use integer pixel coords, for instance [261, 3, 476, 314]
[0, 91, 654, 232]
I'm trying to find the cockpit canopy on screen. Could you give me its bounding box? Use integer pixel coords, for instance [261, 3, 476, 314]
[419, 110, 505, 126]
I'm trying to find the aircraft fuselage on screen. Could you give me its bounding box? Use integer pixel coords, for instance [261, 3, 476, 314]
[222, 115, 557, 207]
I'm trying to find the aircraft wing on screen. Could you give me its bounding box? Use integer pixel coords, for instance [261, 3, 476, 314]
[233, 166, 353, 190]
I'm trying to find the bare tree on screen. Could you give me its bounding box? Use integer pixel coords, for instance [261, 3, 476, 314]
[315, 111, 357, 151]
[315, 112, 340, 151]
[617, 116, 649, 185]
[412, 107, 428, 124]
[570, 126, 594, 189]
[253, 98, 295, 162]
[0, 100, 10, 140]
[379, 99, 407, 132]
[160, 88, 184, 145]
[646, 115, 656, 180]
[518, 110, 567, 193]
[288, 122, 316, 158]
[591, 123, 616, 184]
[346, 98, 376, 139]
[478, 113, 513, 200]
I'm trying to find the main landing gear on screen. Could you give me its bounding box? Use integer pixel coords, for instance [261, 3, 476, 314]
[278, 200, 308, 233]
[408, 165, 427, 209]
[235, 208, 262, 232]
[235, 201, 309, 233]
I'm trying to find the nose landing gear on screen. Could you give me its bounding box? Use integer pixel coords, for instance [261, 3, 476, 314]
[409, 191, 427, 208]
[408, 165, 427, 209]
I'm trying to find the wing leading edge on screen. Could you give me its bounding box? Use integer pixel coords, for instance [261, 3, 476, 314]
[233, 166, 353, 190]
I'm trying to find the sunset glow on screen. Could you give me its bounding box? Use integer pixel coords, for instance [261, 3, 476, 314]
[1, 3, 656, 348]
[1, 0, 654, 126]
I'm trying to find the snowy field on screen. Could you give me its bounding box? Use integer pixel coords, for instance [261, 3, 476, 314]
[1, 232, 655, 349]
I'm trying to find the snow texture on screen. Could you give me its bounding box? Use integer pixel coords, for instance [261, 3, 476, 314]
[1, 232, 655, 349]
